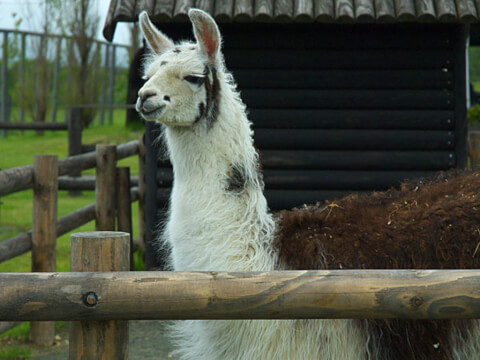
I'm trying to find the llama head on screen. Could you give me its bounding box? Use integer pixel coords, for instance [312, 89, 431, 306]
[136, 9, 222, 128]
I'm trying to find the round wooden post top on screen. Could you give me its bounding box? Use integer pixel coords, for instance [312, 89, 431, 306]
[71, 231, 130, 239]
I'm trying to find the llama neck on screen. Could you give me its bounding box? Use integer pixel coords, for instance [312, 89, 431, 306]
[163, 73, 277, 272]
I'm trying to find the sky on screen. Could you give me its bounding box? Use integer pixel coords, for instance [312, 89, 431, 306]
[0, 0, 130, 45]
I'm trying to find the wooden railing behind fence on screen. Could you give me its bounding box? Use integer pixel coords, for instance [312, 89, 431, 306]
[0, 139, 143, 345]
[30, 155, 58, 345]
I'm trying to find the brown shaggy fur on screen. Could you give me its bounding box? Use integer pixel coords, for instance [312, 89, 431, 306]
[275, 170, 480, 360]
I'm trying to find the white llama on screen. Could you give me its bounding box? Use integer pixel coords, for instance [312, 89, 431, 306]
[136, 9, 480, 360]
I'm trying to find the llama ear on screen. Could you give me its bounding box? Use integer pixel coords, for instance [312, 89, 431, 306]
[139, 11, 174, 55]
[188, 9, 221, 63]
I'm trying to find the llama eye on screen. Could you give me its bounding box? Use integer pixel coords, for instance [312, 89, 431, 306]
[184, 75, 206, 86]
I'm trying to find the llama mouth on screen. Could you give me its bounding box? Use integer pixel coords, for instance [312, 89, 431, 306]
[139, 105, 166, 121]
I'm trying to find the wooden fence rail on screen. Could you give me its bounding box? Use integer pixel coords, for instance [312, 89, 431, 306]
[0, 139, 144, 344]
[0, 140, 139, 197]
[0, 122, 68, 130]
[0, 187, 139, 264]
[1, 269, 480, 321]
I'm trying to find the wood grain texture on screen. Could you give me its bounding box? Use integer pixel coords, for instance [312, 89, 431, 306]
[233, 0, 254, 20]
[67, 109, 83, 158]
[115, 140, 140, 160]
[195, 0, 215, 14]
[56, 203, 96, 237]
[101, 0, 480, 38]
[453, 26, 468, 169]
[475, 0, 480, 21]
[375, 0, 396, 20]
[252, 129, 455, 150]
[214, 0, 234, 21]
[154, 0, 175, 21]
[355, 0, 375, 20]
[135, 0, 155, 18]
[116, 168, 133, 270]
[67, 110, 83, 197]
[2, 270, 480, 321]
[395, 0, 416, 20]
[116, 168, 132, 235]
[240, 89, 454, 110]
[173, 0, 195, 21]
[0, 165, 33, 196]
[247, 109, 455, 130]
[261, 170, 435, 189]
[254, 0, 274, 20]
[226, 49, 453, 69]
[335, 0, 355, 20]
[32, 156, 58, 274]
[256, 150, 455, 170]
[233, 69, 454, 89]
[294, 0, 314, 21]
[155, 168, 434, 190]
[469, 131, 480, 170]
[30, 155, 57, 346]
[221, 25, 455, 49]
[69, 232, 130, 360]
[455, 0, 478, 22]
[0, 122, 67, 130]
[95, 145, 117, 231]
[275, 0, 295, 21]
[0, 232, 32, 264]
[414, 0, 436, 20]
[103, 0, 118, 41]
[155, 150, 455, 171]
[314, 0, 335, 20]
[114, 0, 136, 17]
[435, 0, 458, 20]
[138, 135, 146, 249]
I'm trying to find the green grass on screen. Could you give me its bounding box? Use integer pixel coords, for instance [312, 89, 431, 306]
[0, 108, 144, 274]
[0, 345, 32, 359]
[0, 108, 144, 355]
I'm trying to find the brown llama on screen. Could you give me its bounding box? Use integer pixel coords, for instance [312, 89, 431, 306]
[277, 170, 480, 359]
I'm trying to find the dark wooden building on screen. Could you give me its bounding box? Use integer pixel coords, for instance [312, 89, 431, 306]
[104, 0, 479, 268]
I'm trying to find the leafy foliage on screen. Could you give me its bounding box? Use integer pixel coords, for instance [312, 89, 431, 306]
[468, 104, 480, 125]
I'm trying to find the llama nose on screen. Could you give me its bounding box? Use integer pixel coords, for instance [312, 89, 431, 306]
[138, 89, 157, 105]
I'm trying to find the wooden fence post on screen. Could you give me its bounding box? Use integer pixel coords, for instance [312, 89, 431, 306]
[116, 167, 133, 269]
[469, 131, 480, 170]
[138, 135, 146, 249]
[68, 108, 83, 159]
[30, 155, 57, 345]
[68, 108, 83, 196]
[69, 231, 130, 360]
[96, 145, 116, 231]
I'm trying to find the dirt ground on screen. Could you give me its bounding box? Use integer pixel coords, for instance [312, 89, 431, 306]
[31, 321, 178, 360]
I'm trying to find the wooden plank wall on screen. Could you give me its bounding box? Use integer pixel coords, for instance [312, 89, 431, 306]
[146, 23, 464, 214]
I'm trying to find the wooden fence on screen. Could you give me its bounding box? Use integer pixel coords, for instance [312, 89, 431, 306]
[0, 231, 479, 359]
[0, 139, 145, 345]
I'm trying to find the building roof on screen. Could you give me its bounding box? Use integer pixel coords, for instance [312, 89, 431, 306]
[103, 0, 480, 41]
